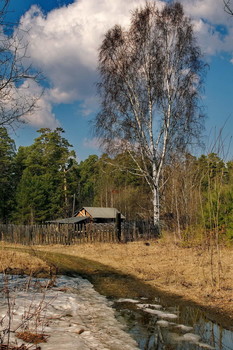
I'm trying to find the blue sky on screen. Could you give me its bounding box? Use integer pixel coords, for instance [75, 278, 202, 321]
[6, 0, 233, 161]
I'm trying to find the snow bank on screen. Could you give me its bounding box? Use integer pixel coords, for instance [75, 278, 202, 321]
[0, 274, 139, 350]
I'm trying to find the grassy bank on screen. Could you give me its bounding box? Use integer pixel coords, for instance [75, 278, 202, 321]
[1, 238, 233, 330]
[38, 238, 233, 326]
[0, 248, 52, 276]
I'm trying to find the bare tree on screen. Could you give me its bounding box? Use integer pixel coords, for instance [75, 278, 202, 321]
[223, 0, 233, 15]
[0, 0, 42, 128]
[94, 2, 206, 226]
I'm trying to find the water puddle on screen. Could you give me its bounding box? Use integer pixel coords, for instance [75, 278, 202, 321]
[113, 297, 233, 350]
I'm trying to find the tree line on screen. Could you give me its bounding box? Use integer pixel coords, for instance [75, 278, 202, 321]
[1, 126, 233, 243]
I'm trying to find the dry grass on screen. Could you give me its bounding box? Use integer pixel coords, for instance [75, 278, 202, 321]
[1, 239, 233, 321]
[0, 244, 51, 276]
[16, 331, 48, 344]
[39, 237, 233, 319]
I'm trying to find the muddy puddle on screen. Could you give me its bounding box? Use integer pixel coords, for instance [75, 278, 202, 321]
[112, 297, 233, 350]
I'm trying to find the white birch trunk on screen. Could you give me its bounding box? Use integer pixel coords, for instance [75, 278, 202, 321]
[152, 162, 160, 226]
[153, 184, 160, 225]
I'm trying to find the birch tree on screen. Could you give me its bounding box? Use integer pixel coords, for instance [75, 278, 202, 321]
[223, 0, 233, 15]
[95, 2, 206, 225]
[0, 127, 16, 222]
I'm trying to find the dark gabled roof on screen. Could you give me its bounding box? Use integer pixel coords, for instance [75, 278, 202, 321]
[78, 207, 125, 219]
[46, 216, 88, 224]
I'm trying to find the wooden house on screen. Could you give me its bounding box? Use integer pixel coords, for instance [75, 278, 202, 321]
[75, 207, 125, 223]
[46, 216, 88, 225]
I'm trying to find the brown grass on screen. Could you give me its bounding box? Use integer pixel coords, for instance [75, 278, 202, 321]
[38, 237, 233, 320]
[0, 244, 51, 276]
[16, 331, 48, 344]
[1, 238, 233, 323]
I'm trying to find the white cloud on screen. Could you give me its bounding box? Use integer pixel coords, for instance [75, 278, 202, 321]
[22, 94, 60, 129]
[18, 0, 160, 127]
[0, 73, 59, 129]
[20, 82, 60, 128]
[15, 0, 233, 128]
[18, 0, 149, 106]
[180, 0, 226, 23]
[180, 0, 233, 56]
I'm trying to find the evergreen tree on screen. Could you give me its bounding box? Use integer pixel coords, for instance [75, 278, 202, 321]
[14, 128, 78, 223]
[77, 155, 99, 208]
[0, 127, 16, 222]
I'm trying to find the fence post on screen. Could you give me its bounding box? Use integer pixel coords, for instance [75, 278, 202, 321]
[115, 213, 121, 242]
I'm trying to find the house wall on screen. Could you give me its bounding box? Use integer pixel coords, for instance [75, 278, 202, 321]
[77, 209, 92, 218]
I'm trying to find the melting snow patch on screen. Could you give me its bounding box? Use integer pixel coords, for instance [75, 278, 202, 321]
[142, 307, 178, 319]
[0, 274, 139, 350]
[117, 298, 139, 303]
[156, 320, 170, 327]
[182, 333, 201, 342]
[198, 342, 215, 349]
[170, 332, 203, 345]
[136, 303, 162, 310]
[158, 312, 178, 320]
[174, 324, 193, 332]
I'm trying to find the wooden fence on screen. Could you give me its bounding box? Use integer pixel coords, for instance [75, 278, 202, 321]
[0, 221, 158, 245]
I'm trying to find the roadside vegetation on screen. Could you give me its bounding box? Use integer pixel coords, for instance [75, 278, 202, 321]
[0, 248, 52, 276]
[40, 239, 233, 319]
[1, 239, 233, 329]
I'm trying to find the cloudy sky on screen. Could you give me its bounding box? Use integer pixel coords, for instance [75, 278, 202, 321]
[7, 0, 233, 160]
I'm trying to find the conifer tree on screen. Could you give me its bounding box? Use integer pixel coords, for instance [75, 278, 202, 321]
[0, 127, 16, 222]
[14, 128, 77, 223]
